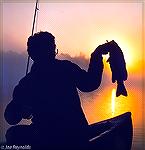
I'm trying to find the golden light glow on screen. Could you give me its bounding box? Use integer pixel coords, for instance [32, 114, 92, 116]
[116, 40, 136, 71]
[84, 35, 142, 75]
[107, 36, 142, 73]
[111, 88, 116, 116]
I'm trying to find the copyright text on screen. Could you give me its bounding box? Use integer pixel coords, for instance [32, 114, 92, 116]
[0, 145, 31, 150]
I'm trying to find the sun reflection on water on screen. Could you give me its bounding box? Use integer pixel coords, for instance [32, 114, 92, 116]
[81, 87, 142, 127]
[111, 88, 116, 116]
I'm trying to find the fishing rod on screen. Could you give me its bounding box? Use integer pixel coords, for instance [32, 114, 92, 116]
[26, 0, 39, 75]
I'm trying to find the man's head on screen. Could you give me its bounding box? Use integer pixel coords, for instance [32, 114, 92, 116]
[27, 31, 56, 62]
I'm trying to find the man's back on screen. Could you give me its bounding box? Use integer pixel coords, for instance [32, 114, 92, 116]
[22, 60, 87, 126]
[9, 59, 89, 148]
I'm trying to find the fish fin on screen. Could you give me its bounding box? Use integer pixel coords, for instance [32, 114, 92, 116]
[116, 83, 128, 97]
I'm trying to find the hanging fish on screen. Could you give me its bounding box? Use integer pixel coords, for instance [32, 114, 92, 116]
[102, 40, 128, 97]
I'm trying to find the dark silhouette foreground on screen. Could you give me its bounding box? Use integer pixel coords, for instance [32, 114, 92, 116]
[4, 32, 104, 149]
[4, 32, 128, 149]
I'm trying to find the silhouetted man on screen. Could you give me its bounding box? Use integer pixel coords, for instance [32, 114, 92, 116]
[5, 31, 107, 149]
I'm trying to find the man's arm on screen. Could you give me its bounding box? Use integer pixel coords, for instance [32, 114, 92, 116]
[73, 45, 107, 92]
[4, 85, 24, 125]
[4, 76, 32, 125]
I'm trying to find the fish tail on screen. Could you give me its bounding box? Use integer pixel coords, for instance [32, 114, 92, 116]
[116, 82, 128, 97]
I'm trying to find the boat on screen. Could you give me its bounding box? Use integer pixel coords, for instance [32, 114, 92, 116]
[4, 112, 133, 150]
[88, 112, 133, 150]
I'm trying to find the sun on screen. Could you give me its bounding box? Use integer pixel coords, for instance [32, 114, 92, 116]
[103, 35, 138, 72]
[118, 42, 133, 69]
[116, 39, 142, 73]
